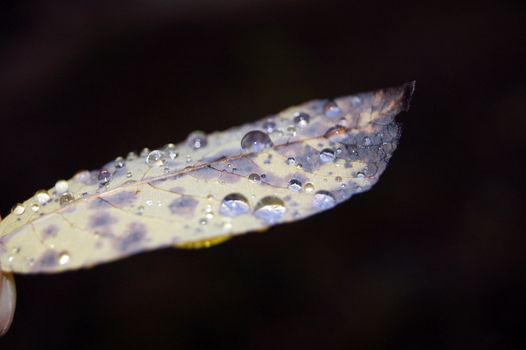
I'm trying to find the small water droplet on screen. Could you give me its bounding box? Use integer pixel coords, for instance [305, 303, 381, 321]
[254, 196, 286, 224]
[262, 120, 276, 133]
[363, 136, 372, 146]
[288, 179, 302, 192]
[304, 183, 315, 193]
[199, 218, 208, 225]
[356, 172, 365, 178]
[115, 157, 126, 168]
[293, 112, 310, 126]
[146, 150, 165, 166]
[188, 132, 208, 149]
[35, 190, 51, 204]
[126, 171, 133, 178]
[313, 191, 336, 210]
[140, 148, 151, 157]
[58, 252, 71, 265]
[12, 203, 25, 215]
[98, 169, 112, 184]
[55, 180, 69, 194]
[127, 152, 138, 161]
[287, 157, 296, 166]
[207, 194, 215, 201]
[324, 125, 348, 142]
[248, 173, 261, 183]
[319, 148, 336, 163]
[335, 176, 343, 182]
[323, 101, 342, 118]
[31, 203, 40, 212]
[59, 192, 74, 206]
[205, 213, 214, 220]
[241, 130, 273, 153]
[137, 205, 145, 214]
[219, 193, 250, 217]
[146, 200, 153, 206]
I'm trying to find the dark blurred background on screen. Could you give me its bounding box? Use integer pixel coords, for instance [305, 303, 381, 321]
[0, 0, 524, 349]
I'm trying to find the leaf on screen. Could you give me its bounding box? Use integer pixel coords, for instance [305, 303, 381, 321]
[0, 82, 415, 274]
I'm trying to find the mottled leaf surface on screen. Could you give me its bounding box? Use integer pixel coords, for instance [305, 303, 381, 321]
[0, 82, 414, 274]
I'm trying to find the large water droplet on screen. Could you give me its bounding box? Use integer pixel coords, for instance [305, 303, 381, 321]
[219, 193, 250, 217]
[55, 180, 69, 194]
[319, 148, 336, 163]
[288, 179, 302, 192]
[35, 190, 51, 204]
[254, 196, 286, 224]
[146, 150, 165, 166]
[313, 191, 336, 210]
[11, 204, 25, 215]
[293, 112, 310, 126]
[188, 132, 208, 150]
[241, 130, 273, 153]
[323, 101, 342, 118]
[248, 173, 261, 183]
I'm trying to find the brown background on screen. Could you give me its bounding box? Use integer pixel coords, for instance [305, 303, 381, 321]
[0, 0, 524, 349]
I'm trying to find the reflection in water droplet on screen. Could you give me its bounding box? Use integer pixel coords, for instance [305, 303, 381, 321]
[304, 183, 315, 193]
[254, 196, 286, 224]
[293, 112, 310, 126]
[320, 148, 336, 163]
[323, 101, 342, 118]
[262, 120, 276, 133]
[98, 169, 112, 184]
[58, 252, 71, 265]
[59, 193, 74, 206]
[188, 132, 208, 149]
[313, 191, 336, 210]
[12, 204, 25, 215]
[287, 157, 296, 166]
[35, 190, 51, 204]
[219, 193, 250, 217]
[241, 130, 273, 152]
[248, 173, 261, 183]
[55, 180, 69, 194]
[146, 150, 165, 166]
[288, 179, 302, 192]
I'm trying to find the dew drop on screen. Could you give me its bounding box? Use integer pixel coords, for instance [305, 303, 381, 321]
[127, 152, 138, 161]
[324, 125, 348, 142]
[59, 192, 74, 206]
[262, 120, 276, 133]
[58, 252, 71, 265]
[286, 126, 297, 136]
[304, 182, 315, 193]
[140, 148, 151, 157]
[254, 196, 286, 224]
[356, 172, 365, 178]
[126, 171, 133, 178]
[145, 150, 165, 166]
[319, 148, 336, 163]
[288, 179, 302, 192]
[115, 156, 126, 168]
[293, 112, 310, 126]
[363, 136, 372, 146]
[248, 173, 261, 183]
[199, 218, 208, 225]
[240, 130, 273, 153]
[313, 191, 336, 210]
[31, 203, 40, 212]
[98, 169, 112, 184]
[335, 176, 343, 182]
[188, 132, 208, 149]
[35, 190, 51, 204]
[287, 157, 296, 166]
[323, 101, 342, 118]
[219, 193, 250, 217]
[12, 203, 25, 215]
[55, 180, 69, 194]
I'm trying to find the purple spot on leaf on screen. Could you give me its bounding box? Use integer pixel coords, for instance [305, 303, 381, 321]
[169, 196, 198, 216]
[89, 212, 117, 228]
[117, 223, 147, 253]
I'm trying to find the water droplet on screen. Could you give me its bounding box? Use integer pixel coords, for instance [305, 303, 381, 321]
[35, 190, 51, 204]
[140, 148, 151, 157]
[55, 180, 69, 194]
[188, 132, 208, 149]
[363, 136, 372, 146]
[293, 112, 310, 126]
[199, 218, 208, 225]
[262, 120, 276, 133]
[59, 193, 74, 206]
[248, 173, 261, 183]
[31, 203, 40, 212]
[356, 172, 365, 178]
[98, 169, 112, 184]
[335, 176, 343, 182]
[127, 152, 138, 161]
[288, 179, 302, 192]
[146, 150, 165, 166]
[207, 194, 215, 201]
[126, 171, 133, 178]
[287, 157, 296, 166]
[324, 125, 348, 142]
[323, 101, 342, 118]
[205, 213, 214, 220]
[219, 193, 250, 217]
[254, 196, 286, 224]
[313, 191, 336, 210]
[304, 183, 315, 193]
[319, 148, 336, 163]
[287, 126, 297, 136]
[12, 203, 25, 215]
[115, 157, 126, 168]
[58, 252, 71, 265]
[240, 130, 273, 153]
